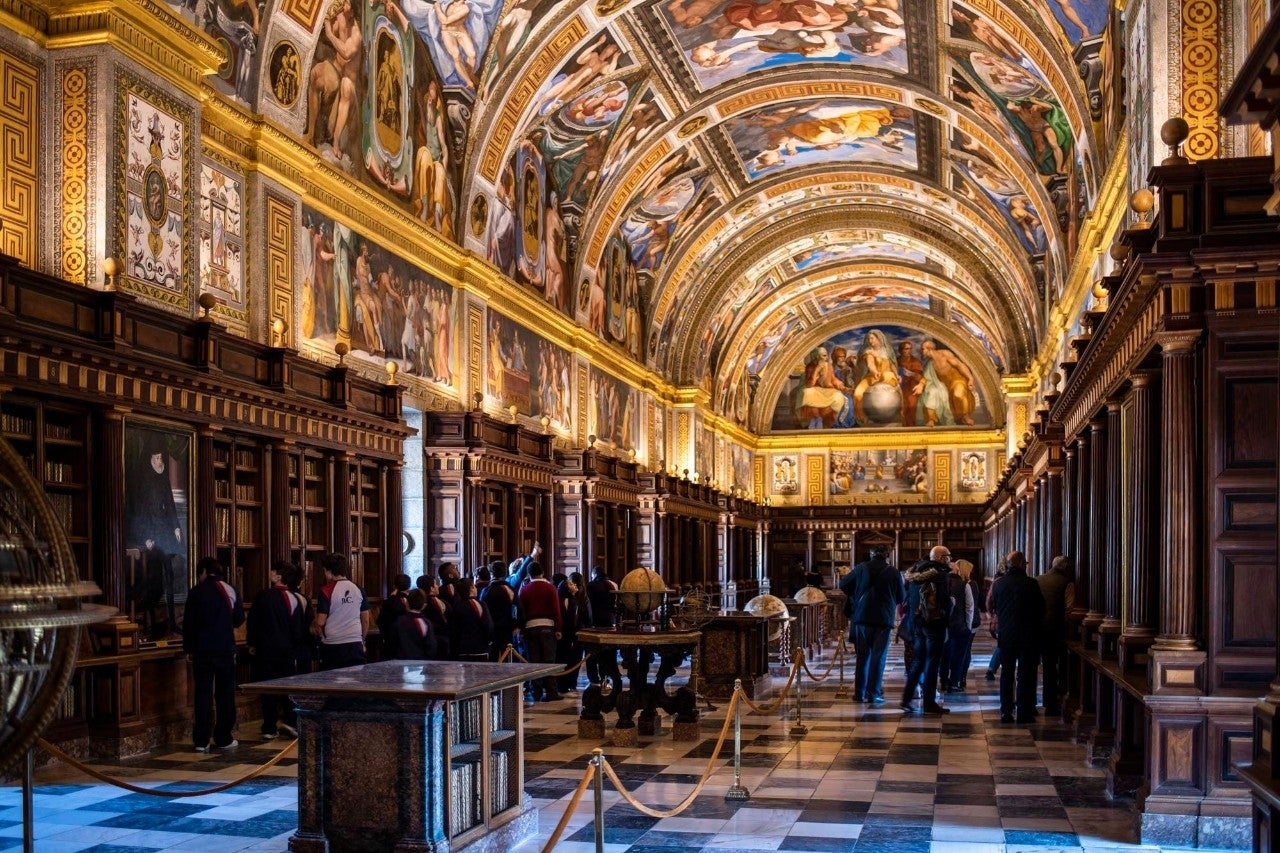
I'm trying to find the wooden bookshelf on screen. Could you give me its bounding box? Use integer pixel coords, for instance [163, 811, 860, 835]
[287, 449, 332, 589]
[481, 485, 505, 566]
[446, 682, 524, 844]
[348, 458, 384, 590]
[0, 397, 93, 585]
[213, 436, 265, 600]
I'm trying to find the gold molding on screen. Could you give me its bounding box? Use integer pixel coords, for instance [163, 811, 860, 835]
[58, 62, 88, 284]
[42, 0, 224, 97]
[756, 428, 1002, 452]
[1181, 0, 1221, 161]
[933, 451, 951, 504]
[265, 194, 293, 345]
[0, 48, 37, 269]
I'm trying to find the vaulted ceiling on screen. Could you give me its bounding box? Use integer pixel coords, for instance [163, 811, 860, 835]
[193, 0, 1113, 430]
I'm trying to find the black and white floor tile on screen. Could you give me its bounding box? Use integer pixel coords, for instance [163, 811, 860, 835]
[0, 642, 1210, 852]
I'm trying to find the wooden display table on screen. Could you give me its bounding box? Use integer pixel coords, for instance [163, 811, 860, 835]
[244, 660, 557, 853]
[697, 614, 772, 700]
[576, 627, 701, 744]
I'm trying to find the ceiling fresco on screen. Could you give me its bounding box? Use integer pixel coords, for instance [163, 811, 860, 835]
[185, 0, 1119, 433]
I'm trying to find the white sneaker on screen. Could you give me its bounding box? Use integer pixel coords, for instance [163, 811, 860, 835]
[194, 745, 212, 754]
[214, 739, 239, 751]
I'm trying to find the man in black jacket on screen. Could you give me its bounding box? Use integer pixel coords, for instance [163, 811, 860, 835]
[992, 550, 1046, 723]
[900, 546, 955, 715]
[184, 556, 245, 752]
[585, 565, 619, 686]
[247, 560, 307, 740]
[840, 545, 904, 704]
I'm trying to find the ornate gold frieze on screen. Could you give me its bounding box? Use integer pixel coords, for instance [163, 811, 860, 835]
[933, 451, 951, 504]
[44, 0, 223, 96]
[719, 81, 905, 116]
[58, 61, 90, 285]
[805, 455, 824, 505]
[1181, 0, 1221, 160]
[0, 48, 36, 269]
[278, 0, 323, 31]
[466, 300, 483, 403]
[265, 193, 292, 344]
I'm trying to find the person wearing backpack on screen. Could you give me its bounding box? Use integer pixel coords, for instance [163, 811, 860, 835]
[840, 545, 904, 704]
[900, 545, 955, 715]
[940, 559, 977, 693]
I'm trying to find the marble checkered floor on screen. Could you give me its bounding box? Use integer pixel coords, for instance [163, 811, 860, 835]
[0, 643, 1228, 853]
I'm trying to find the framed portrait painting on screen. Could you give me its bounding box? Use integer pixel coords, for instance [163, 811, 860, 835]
[123, 420, 194, 641]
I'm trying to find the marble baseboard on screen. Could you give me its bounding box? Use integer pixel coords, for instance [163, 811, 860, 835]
[455, 803, 538, 853]
[1140, 812, 1249, 849]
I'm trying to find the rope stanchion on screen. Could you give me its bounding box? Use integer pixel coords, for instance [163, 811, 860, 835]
[790, 649, 809, 737]
[798, 640, 846, 683]
[598, 690, 741, 819]
[738, 653, 802, 716]
[725, 678, 749, 802]
[592, 748, 605, 853]
[834, 636, 851, 698]
[539, 757, 596, 853]
[36, 737, 299, 797]
[498, 644, 515, 663]
[504, 646, 593, 678]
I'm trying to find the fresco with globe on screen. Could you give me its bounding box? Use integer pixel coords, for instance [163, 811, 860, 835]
[769, 323, 992, 430]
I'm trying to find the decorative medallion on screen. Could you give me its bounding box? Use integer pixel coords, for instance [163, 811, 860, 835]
[470, 194, 488, 238]
[269, 41, 301, 109]
[678, 116, 708, 138]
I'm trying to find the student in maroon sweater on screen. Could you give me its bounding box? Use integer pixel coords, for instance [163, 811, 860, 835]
[516, 561, 562, 701]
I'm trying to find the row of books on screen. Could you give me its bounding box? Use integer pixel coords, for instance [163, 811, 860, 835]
[45, 461, 77, 483]
[450, 697, 483, 745]
[0, 413, 33, 435]
[214, 507, 262, 542]
[46, 492, 75, 531]
[448, 759, 483, 837]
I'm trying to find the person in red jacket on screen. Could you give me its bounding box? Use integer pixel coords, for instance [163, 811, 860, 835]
[516, 561, 562, 701]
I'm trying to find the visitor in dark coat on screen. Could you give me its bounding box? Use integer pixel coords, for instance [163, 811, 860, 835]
[839, 545, 904, 704]
[992, 550, 1046, 723]
[451, 578, 494, 661]
[395, 589, 437, 660]
[480, 575, 517, 660]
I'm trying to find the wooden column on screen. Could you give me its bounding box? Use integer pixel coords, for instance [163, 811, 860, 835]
[1120, 373, 1157, 669]
[385, 461, 403, 580]
[99, 409, 127, 608]
[1062, 445, 1076, 565]
[333, 453, 352, 561]
[196, 426, 217, 564]
[1153, 333, 1202, 653]
[1084, 415, 1108, 635]
[1046, 467, 1064, 561]
[270, 441, 291, 566]
[1070, 435, 1090, 622]
[1100, 400, 1124, 651]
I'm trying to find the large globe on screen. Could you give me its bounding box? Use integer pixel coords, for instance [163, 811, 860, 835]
[744, 593, 789, 641]
[861, 382, 903, 424]
[794, 586, 827, 604]
[618, 568, 668, 615]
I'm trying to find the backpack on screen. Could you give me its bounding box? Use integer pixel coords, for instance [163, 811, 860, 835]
[914, 568, 947, 626]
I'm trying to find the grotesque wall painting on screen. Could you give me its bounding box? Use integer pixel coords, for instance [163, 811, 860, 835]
[305, 0, 458, 238]
[485, 310, 574, 428]
[957, 449, 989, 491]
[300, 205, 455, 386]
[589, 366, 639, 452]
[164, 0, 263, 103]
[770, 324, 992, 430]
[123, 89, 186, 301]
[771, 453, 799, 494]
[198, 163, 245, 313]
[950, 131, 1048, 254]
[724, 98, 918, 178]
[656, 0, 909, 89]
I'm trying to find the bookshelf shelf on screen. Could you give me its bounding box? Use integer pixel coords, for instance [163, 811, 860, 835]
[212, 436, 265, 600]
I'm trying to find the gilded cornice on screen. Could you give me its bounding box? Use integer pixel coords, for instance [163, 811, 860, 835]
[0, 0, 47, 41]
[754, 428, 1002, 452]
[40, 0, 223, 95]
[1027, 132, 1131, 389]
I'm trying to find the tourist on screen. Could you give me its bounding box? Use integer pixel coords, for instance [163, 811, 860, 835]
[247, 560, 306, 740]
[840, 545, 904, 704]
[480, 571, 518, 659]
[517, 561, 562, 701]
[556, 572, 586, 692]
[941, 558, 977, 692]
[395, 589, 437, 660]
[992, 550, 1045, 723]
[451, 578, 493, 661]
[1037, 555, 1076, 716]
[376, 572, 411, 658]
[900, 546, 955, 714]
[315, 553, 369, 670]
[184, 556, 244, 752]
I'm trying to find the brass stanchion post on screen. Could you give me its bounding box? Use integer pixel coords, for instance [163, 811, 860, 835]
[726, 681, 750, 801]
[22, 747, 33, 853]
[790, 651, 808, 737]
[592, 748, 605, 853]
[834, 637, 850, 698]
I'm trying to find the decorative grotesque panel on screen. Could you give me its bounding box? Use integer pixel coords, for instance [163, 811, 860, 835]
[117, 81, 191, 307]
[198, 161, 246, 318]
